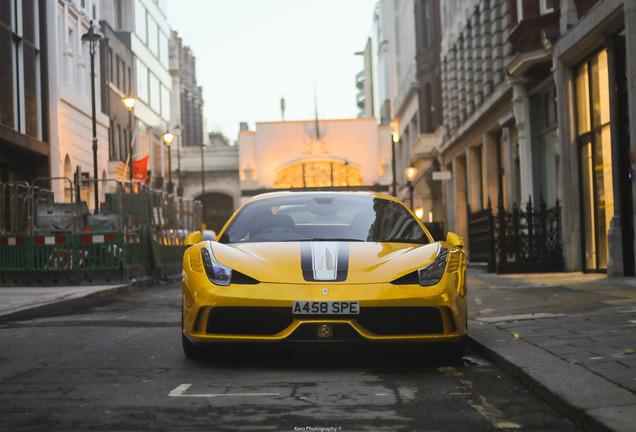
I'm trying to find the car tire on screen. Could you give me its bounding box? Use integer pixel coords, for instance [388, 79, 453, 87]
[182, 334, 206, 359]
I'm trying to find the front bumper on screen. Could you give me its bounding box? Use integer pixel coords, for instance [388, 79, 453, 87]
[182, 279, 467, 344]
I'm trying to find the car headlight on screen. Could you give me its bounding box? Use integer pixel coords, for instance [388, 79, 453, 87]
[201, 247, 232, 286]
[418, 247, 448, 286]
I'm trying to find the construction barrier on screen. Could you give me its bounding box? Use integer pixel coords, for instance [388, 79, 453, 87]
[0, 178, 202, 285]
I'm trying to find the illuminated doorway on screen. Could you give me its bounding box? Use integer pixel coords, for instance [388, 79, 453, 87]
[274, 160, 363, 189]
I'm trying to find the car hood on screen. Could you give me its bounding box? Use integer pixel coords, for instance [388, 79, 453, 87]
[206, 241, 439, 284]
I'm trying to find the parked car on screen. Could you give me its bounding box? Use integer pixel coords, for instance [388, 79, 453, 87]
[181, 191, 467, 359]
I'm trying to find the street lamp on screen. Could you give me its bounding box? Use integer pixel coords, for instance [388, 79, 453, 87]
[175, 124, 183, 197]
[82, 20, 102, 211]
[163, 130, 174, 193]
[405, 166, 418, 210]
[123, 96, 136, 185]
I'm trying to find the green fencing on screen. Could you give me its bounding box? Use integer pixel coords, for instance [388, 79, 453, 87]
[0, 179, 202, 285]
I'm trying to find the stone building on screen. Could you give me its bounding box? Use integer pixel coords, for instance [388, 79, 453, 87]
[50, 0, 110, 207]
[98, 19, 136, 182]
[553, 0, 636, 275]
[0, 0, 51, 195]
[438, 0, 515, 252]
[238, 118, 392, 205]
[100, 0, 173, 190]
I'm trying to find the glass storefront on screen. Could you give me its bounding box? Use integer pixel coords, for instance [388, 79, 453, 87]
[575, 50, 613, 271]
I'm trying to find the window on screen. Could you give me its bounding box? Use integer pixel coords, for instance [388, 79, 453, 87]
[115, 0, 123, 30]
[575, 49, 612, 271]
[220, 195, 430, 245]
[135, 0, 147, 44]
[161, 84, 170, 119]
[149, 72, 160, 114]
[159, 30, 168, 65]
[136, 59, 148, 102]
[3, 0, 42, 138]
[421, 0, 429, 48]
[147, 16, 158, 56]
[541, 0, 554, 14]
[115, 54, 120, 88]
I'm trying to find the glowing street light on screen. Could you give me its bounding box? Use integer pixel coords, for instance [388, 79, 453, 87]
[405, 166, 418, 210]
[123, 96, 136, 184]
[163, 130, 174, 193]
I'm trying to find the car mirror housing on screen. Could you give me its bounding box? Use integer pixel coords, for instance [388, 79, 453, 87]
[184, 231, 203, 247]
[445, 232, 464, 248]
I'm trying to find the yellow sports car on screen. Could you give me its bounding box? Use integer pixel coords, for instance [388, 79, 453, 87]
[182, 192, 467, 359]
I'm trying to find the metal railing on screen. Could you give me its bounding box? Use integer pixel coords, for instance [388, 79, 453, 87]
[468, 196, 563, 273]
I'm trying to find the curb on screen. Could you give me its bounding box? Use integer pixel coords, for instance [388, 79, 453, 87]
[467, 324, 636, 432]
[0, 282, 135, 321]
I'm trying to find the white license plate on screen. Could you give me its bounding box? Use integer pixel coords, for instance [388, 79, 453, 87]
[292, 301, 360, 315]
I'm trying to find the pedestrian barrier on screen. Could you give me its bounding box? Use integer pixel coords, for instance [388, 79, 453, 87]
[0, 178, 202, 285]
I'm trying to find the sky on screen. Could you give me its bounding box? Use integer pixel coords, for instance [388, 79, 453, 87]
[166, 0, 378, 143]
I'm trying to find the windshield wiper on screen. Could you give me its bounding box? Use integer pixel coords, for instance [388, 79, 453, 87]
[295, 238, 365, 242]
[375, 238, 428, 244]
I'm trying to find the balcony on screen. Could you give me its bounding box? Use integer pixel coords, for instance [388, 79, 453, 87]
[508, 11, 560, 55]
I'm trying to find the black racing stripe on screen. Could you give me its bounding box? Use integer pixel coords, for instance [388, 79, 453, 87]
[300, 242, 349, 282]
[334, 242, 349, 282]
[301, 243, 314, 281]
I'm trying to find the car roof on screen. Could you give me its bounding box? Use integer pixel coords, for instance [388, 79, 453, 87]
[248, 190, 399, 203]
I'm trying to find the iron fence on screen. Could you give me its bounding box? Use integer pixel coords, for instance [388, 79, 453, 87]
[468, 196, 563, 273]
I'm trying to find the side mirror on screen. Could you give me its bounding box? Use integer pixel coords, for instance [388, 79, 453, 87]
[184, 231, 203, 247]
[445, 232, 464, 248]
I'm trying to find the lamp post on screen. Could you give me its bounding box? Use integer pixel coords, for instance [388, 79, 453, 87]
[123, 96, 136, 185]
[175, 124, 183, 197]
[405, 166, 418, 210]
[391, 132, 398, 197]
[200, 141, 206, 226]
[163, 130, 174, 193]
[82, 20, 102, 211]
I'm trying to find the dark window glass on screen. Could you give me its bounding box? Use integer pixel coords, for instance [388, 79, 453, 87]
[219, 195, 430, 244]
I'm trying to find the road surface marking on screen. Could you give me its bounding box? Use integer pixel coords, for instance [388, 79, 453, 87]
[169, 384, 280, 398]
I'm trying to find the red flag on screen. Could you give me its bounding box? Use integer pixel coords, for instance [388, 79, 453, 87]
[132, 156, 149, 184]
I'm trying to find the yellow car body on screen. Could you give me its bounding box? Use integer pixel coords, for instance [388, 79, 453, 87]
[181, 192, 467, 357]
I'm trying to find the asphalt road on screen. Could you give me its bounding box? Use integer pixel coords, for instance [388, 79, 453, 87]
[0, 282, 581, 432]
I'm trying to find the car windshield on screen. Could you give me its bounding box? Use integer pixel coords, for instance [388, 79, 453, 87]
[218, 194, 431, 244]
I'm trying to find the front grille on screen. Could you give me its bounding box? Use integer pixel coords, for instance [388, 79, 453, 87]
[356, 307, 444, 335]
[205, 306, 444, 337]
[206, 307, 293, 335]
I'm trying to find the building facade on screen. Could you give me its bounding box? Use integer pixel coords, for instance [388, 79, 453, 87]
[412, 0, 444, 229]
[99, 19, 136, 182]
[50, 0, 110, 207]
[438, 0, 514, 255]
[0, 0, 51, 197]
[101, 0, 172, 190]
[553, 0, 636, 275]
[238, 118, 392, 205]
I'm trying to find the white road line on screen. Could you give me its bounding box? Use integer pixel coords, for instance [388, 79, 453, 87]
[168, 384, 280, 398]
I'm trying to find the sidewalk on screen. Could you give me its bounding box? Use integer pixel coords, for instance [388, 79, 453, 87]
[467, 268, 636, 432]
[0, 283, 132, 318]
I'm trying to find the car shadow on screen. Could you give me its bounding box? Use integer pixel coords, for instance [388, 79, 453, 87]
[186, 342, 468, 372]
